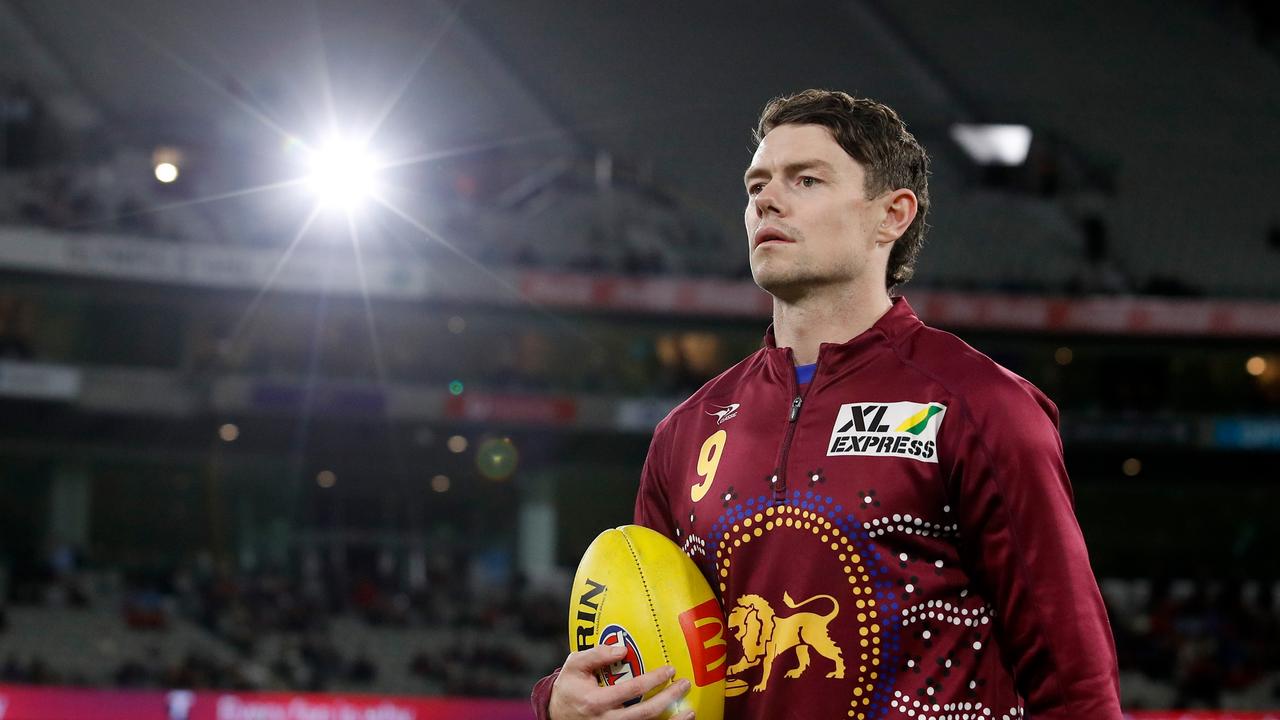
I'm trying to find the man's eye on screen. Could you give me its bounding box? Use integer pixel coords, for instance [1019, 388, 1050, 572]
[800, 176, 819, 187]
[747, 183, 765, 195]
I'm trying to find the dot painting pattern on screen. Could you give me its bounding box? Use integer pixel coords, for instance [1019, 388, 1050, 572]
[709, 492, 904, 719]
[680, 532, 707, 559]
[900, 600, 993, 628]
[890, 690, 1025, 720]
[865, 513, 959, 539]
[682, 490, 1016, 719]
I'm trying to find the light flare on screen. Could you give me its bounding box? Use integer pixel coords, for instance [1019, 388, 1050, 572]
[308, 139, 380, 211]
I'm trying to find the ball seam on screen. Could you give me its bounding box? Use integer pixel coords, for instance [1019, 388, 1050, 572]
[619, 527, 670, 671]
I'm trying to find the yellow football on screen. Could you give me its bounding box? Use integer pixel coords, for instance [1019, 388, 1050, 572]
[568, 524, 726, 720]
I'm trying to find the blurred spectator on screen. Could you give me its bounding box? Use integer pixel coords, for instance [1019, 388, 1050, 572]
[348, 649, 377, 684]
[123, 586, 169, 630]
[1067, 215, 1132, 295]
[0, 82, 42, 169]
[0, 294, 34, 359]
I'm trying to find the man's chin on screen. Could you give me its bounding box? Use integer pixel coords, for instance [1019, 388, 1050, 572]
[751, 271, 809, 302]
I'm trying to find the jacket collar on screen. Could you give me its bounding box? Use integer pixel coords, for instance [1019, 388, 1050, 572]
[761, 295, 922, 380]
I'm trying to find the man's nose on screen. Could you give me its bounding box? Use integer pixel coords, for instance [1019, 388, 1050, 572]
[753, 182, 783, 217]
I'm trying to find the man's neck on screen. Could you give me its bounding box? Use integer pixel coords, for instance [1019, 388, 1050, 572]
[771, 285, 893, 366]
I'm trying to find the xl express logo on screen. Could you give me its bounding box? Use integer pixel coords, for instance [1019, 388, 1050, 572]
[827, 402, 946, 463]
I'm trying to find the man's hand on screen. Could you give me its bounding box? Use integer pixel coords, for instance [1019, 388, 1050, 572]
[549, 643, 694, 720]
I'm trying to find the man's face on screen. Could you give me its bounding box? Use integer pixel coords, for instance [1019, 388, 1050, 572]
[743, 123, 886, 299]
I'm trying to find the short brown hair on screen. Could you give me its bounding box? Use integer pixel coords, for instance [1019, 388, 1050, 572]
[754, 89, 930, 290]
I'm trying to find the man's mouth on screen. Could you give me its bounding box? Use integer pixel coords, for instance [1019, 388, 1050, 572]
[753, 226, 795, 248]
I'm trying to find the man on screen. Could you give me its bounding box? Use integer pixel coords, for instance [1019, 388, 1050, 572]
[533, 89, 1122, 720]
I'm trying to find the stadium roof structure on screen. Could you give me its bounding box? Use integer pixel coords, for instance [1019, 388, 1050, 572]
[1, 0, 1277, 293]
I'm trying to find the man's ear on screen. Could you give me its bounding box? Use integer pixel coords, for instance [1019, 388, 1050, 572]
[876, 189, 918, 245]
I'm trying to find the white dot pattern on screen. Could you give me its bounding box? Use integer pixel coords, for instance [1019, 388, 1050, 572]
[891, 691, 1024, 720]
[680, 533, 707, 558]
[867, 514, 959, 539]
[901, 600, 994, 627]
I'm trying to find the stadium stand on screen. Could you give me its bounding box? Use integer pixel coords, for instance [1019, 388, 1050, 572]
[1, 2, 1278, 717]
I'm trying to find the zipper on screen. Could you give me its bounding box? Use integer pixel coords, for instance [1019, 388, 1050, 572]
[771, 352, 812, 504]
[788, 395, 803, 422]
[772, 395, 803, 503]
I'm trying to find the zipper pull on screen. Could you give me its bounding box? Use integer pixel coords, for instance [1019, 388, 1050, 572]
[789, 395, 803, 422]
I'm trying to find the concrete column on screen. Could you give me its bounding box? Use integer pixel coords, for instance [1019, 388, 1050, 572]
[48, 461, 90, 553]
[518, 470, 557, 584]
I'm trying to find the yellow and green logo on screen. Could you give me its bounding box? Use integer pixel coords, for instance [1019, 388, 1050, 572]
[894, 404, 945, 436]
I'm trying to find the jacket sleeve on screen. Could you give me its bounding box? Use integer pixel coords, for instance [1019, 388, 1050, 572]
[530, 668, 560, 720]
[948, 380, 1123, 719]
[531, 416, 677, 719]
[633, 415, 677, 537]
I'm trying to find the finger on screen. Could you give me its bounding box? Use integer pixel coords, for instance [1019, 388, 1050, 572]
[564, 643, 629, 673]
[615, 676, 692, 720]
[601, 664, 675, 707]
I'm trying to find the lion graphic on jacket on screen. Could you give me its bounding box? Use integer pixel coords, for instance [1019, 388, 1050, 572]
[726, 591, 845, 692]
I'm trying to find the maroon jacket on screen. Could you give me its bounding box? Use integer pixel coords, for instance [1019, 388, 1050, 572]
[533, 297, 1121, 719]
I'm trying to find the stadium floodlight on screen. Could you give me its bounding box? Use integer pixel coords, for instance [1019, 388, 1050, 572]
[949, 123, 1033, 166]
[154, 162, 179, 183]
[306, 138, 379, 211]
[152, 146, 183, 184]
